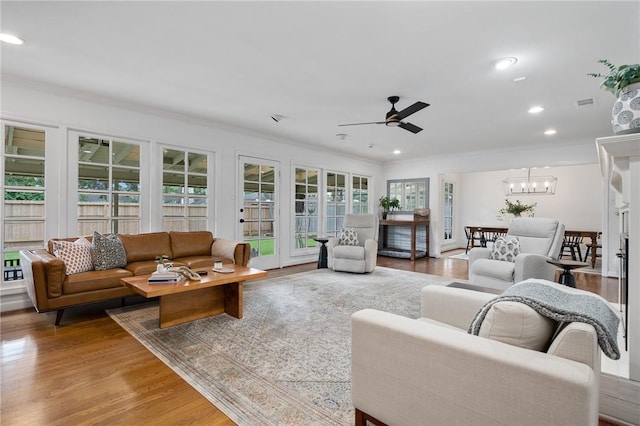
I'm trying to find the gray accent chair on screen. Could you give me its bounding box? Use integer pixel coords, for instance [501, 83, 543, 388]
[351, 284, 600, 426]
[327, 214, 378, 273]
[469, 217, 565, 291]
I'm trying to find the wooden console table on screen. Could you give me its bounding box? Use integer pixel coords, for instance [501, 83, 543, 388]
[379, 219, 429, 261]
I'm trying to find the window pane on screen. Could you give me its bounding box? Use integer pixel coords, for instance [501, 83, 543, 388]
[5, 126, 45, 157]
[188, 218, 207, 231]
[261, 165, 275, 183]
[78, 137, 109, 164]
[112, 168, 140, 192]
[188, 174, 207, 195]
[79, 164, 109, 190]
[4, 158, 45, 188]
[4, 220, 44, 250]
[113, 219, 140, 234]
[78, 219, 110, 235]
[113, 142, 140, 167]
[188, 153, 207, 174]
[163, 149, 185, 171]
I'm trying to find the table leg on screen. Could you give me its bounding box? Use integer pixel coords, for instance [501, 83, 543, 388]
[318, 242, 328, 268]
[589, 235, 597, 269]
[558, 268, 576, 288]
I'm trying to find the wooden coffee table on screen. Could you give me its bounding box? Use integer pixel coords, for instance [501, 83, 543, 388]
[121, 265, 267, 328]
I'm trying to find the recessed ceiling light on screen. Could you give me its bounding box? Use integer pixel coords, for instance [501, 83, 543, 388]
[544, 129, 557, 135]
[393, 150, 401, 155]
[494, 57, 518, 70]
[336, 133, 348, 140]
[513, 76, 526, 82]
[0, 33, 24, 45]
[528, 106, 544, 114]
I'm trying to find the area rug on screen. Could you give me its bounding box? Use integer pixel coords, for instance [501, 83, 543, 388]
[107, 267, 453, 426]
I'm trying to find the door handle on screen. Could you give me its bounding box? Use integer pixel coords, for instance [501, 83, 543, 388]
[239, 219, 245, 223]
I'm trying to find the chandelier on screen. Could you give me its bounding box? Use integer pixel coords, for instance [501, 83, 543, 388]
[503, 168, 557, 196]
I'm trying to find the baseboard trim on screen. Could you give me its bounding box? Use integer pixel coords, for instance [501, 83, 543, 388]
[600, 373, 640, 425]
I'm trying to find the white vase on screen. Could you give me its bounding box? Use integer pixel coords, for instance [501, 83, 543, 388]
[612, 82, 640, 135]
[156, 264, 165, 273]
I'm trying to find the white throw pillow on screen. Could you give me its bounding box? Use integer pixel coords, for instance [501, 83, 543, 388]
[478, 301, 557, 351]
[52, 238, 95, 275]
[489, 236, 520, 262]
[339, 227, 359, 246]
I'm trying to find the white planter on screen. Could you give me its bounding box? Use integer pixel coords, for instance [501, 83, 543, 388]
[612, 82, 640, 135]
[156, 264, 166, 273]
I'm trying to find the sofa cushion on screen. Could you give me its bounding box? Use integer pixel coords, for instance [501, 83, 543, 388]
[93, 232, 127, 270]
[212, 238, 239, 263]
[333, 244, 365, 260]
[120, 232, 172, 263]
[170, 231, 214, 258]
[339, 227, 359, 246]
[471, 258, 515, 282]
[478, 301, 557, 351]
[489, 237, 520, 263]
[63, 268, 133, 294]
[52, 238, 94, 275]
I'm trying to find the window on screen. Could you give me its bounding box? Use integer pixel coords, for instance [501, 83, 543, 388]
[162, 149, 209, 231]
[77, 136, 141, 235]
[387, 178, 429, 213]
[2, 125, 46, 282]
[325, 171, 346, 237]
[443, 181, 454, 240]
[294, 167, 319, 250]
[351, 175, 369, 214]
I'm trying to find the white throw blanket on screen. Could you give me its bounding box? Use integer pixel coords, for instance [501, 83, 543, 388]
[469, 279, 621, 359]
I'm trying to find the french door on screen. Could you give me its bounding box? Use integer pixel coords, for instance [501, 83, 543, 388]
[238, 156, 279, 270]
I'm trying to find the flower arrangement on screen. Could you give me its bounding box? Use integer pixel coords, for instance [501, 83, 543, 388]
[498, 199, 536, 217]
[588, 59, 640, 97]
[155, 255, 169, 264]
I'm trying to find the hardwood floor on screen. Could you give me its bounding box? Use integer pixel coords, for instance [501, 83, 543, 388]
[1, 251, 620, 425]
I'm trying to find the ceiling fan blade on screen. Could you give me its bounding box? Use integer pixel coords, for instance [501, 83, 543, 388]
[338, 121, 386, 127]
[395, 101, 429, 121]
[398, 121, 423, 134]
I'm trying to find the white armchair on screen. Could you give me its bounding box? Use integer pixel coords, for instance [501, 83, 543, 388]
[468, 217, 565, 291]
[351, 284, 601, 426]
[327, 214, 378, 273]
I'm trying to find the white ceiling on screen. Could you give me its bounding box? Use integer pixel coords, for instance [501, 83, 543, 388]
[1, 1, 639, 162]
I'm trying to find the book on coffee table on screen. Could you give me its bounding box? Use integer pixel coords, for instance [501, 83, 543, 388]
[148, 271, 182, 283]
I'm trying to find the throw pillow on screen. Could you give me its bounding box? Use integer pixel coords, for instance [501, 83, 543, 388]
[478, 301, 557, 351]
[92, 231, 127, 270]
[339, 227, 359, 246]
[52, 238, 94, 275]
[489, 236, 520, 262]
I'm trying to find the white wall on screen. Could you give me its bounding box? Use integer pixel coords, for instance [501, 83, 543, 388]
[1, 78, 383, 269]
[458, 163, 602, 234]
[382, 144, 601, 256]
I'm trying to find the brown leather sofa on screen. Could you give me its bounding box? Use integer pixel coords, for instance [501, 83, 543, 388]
[20, 231, 251, 325]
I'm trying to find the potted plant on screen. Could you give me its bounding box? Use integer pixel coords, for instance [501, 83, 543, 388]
[588, 59, 640, 134]
[379, 196, 401, 219]
[498, 199, 536, 218]
[155, 254, 170, 272]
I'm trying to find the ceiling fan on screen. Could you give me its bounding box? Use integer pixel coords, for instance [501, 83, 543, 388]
[339, 96, 430, 134]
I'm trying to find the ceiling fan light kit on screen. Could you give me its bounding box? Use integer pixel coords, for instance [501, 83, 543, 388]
[339, 95, 429, 134]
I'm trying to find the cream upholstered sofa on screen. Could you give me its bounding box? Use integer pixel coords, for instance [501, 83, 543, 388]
[468, 217, 565, 291]
[351, 284, 601, 426]
[327, 214, 378, 273]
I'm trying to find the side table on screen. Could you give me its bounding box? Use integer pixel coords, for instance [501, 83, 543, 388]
[546, 259, 589, 288]
[314, 238, 329, 269]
